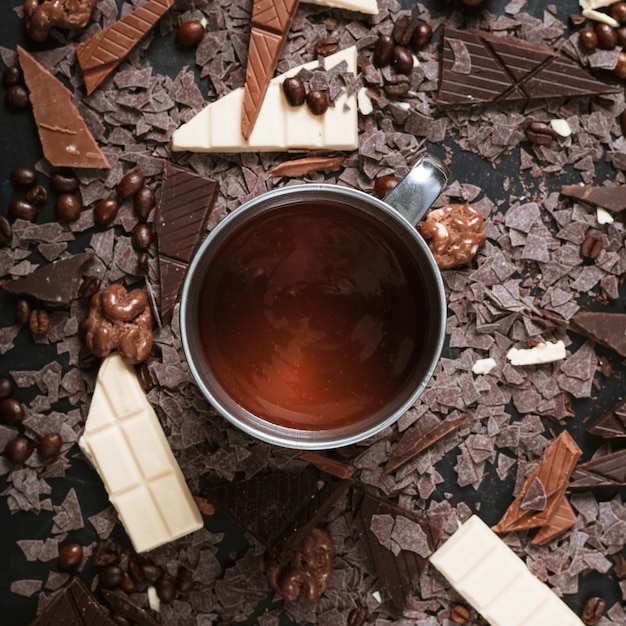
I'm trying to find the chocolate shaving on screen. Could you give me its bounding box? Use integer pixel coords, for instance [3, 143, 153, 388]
[270, 155, 346, 177]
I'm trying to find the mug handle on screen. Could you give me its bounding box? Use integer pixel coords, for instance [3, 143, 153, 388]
[383, 154, 452, 226]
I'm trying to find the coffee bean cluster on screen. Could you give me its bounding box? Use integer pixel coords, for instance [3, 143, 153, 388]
[282, 75, 330, 116]
[3, 65, 29, 110]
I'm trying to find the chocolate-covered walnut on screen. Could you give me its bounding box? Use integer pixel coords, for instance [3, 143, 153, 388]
[418, 204, 487, 269]
[24, 0, 97, 42]
[84, 284, 153, 364]
[265, 527, 334, 602]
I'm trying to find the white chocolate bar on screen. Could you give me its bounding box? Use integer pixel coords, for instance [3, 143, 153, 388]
[429, 516, 584, 626]
[171, 46, 358, 153]
[303, 0, 378, 14]
[79, 353, 203, 552]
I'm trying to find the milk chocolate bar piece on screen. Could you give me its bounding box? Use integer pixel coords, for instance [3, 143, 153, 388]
[2, 253, 93, 305]
[241, 0, 300, 139]
[437, 28, 620, 107]
[430, 516, 585, 625]
[76, 0, 175, 95]
[570, 449, 626, 487]
[17, 47, 109, 169]
[587, 397, 626, 438]
[171, 47, 358, 152]
[492, 431, 581, 534]
[303, 0, 378, 13]
[78, 353, 203, 553]
[560, 184, 626, 212]
[532, 496, 577, 545]
[568, 312, 626, 358]
[31, 578, 116, 626]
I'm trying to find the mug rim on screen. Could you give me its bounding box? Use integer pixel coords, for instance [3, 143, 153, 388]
[180, 183, 446, 449]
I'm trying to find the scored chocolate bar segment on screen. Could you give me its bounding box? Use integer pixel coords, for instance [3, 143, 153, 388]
[17, 47, 109, 169]
[241, 0, 300, 139]
[570, 449, 626, 487]
[560, 184, 626, 212]
[568, 312, 626, 358]
[587, 397, 626, 438]
[532, 497, 577, 546]
[76, 0, 175, 95]
[437, 28, 620, 107]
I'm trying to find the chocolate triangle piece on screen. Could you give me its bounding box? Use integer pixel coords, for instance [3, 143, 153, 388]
[352, 488, 441, 611]
[587, 397, 626, 438]
[531, 496, 576, 545]
[568, 312, 626, 358]
[17, 48, 109, 169]
[560, 184, 626, 212]
[570, 449, 626, 487]
[158, 256, 189, 320]
[241, 0, 300, 139]
[101, 589, 160, 626]
[76, 0, 175, 95]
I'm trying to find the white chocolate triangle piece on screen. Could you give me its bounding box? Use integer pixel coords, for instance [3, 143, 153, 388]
[172, 46, 358, 153]
[79, 353, 203, 552]
[303, 0, 378, 14]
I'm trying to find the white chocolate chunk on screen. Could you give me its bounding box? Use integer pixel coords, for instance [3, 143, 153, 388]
[357, 87, 373, 115]
[506, 340, 566, 366]
[596, 207, 614, 224]
[303, 0, 378, 14]
[581, 8, 620, 27]
[472, 357, 497, 375]
[79, 353, 203, 553]
[549, 118, 572, 138]
[172, 47, 358, 153]
[430, 516, 585, 626]
[579, 0, 616, 10]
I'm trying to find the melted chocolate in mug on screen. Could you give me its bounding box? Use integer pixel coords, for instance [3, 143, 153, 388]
[198, 202, 430, 430]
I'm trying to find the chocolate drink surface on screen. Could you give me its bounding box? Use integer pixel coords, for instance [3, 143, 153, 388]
[197, 202, 430, 429]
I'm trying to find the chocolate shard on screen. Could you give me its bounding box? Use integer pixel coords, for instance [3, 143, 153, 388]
[100, 589, 160, 626]
[17, 47, 109, 169]
[270, 155, 346, 177]
[1, 253, 93, 305]
[568, 312, 626, 358]
[587, 397, 626, 438]
[560, 184, 626, 212]
[31, 577, 116, 625]
[352, 488, 441, 611]
[76, 0, 175, 95]
[241, 0, 300, 139]
[531, 496, 576, 545]
[437, 27, 620, 107]
[570, 449, 626, 487]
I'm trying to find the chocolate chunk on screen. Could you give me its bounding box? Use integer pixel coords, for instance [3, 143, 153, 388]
[270, 155, 346, 177]
[1, 253, 93, 305]
[532, 497, 577, 545]
[560, 184, 626, 212]
[437, 28, 620, 107]
[352, 488, 441, 611]
[100, 589, 160, 626]
[76, 0, 175, 95]
[587, 397, 626, 438]
[17, 47, 109, 169]
[569, 312, 626, 358]
[31, 577, 116, 625]
[570, 449, 626, 487]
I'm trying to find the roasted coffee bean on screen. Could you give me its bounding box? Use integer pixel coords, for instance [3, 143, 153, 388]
[99, 564, 125, 589]
[315, 36, 339, 57]
[175, 566, 194, 592]
[15, 298, 31, 325]
[3, 66, 22, 88]
[55, 193, 81, 223]
[119, 572, 137, 594]
[141, 561, 164, 583]
[9, 198, 37, 221]
[411, 22, 433, 48]
[0, 215, 11, 244]
[4, 437, 33, 464]
[131, 223, 154, 252]
[282, 77, 306, 107]
[306, 89, 329, 115]
[614, 553, 626, 579]
[134, 186, 155, 222]
[0, 378, 13, 400]
[38, 432, 62, 458]
[391, 45, 414, 74]
[392, 14, 415, 46]
[78, 276, 101, 299]
[581, 234, 603, 259]
[5, 85, 29, 109]
[611, 1, 626, 24]
[347, 607, 368, 626]
[616, 26, 626, 48]
[450, 604, 470, 624]
[58, 543, 83, 570]
[525, 121, 556, 145]
[373, 34, 394, 67]
[117, 170, 145, 199]
[613, 51, 626, 79]
[136, 252, 150, 273]
[10, 166, 37, 187]
[373, 175, 401, 199]
[29, 309, 50, 335]
[383, 74, 410, 95]
[94, 197, 120, 225]
[621, 109, 626, 135]
[176, 20, 205, 47]
[0, 397, 25, 426]
[50, 172, 79, 194]
[595, 23, 617, 49]
[128, 557, 145, 584]
[581, 596, 606, 625]
[137, 363, 155, 391]
[25, 184, 48, 206]
[155, 578, 176, 602]
[93, 540, 121, 568]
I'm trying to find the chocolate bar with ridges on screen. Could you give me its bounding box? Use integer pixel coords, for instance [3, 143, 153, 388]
[568, 312, 626, 358]
[587, 397, 626, 438]
[560, 184, 626, 212]
[570, 449, 626, 487]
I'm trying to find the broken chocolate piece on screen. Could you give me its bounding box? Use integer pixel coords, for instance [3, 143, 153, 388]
[76, 0, 175, 95]
[100, 589, 160, 626]
[24, 0, 97, 42]
[560, 184, 626, 213]
[569, 312, 626, 358]
[531, 497, 577, 545]
[241, 0, 300, 139]
[299, 451, 354, 479]
[437, 28, 620, 107]
[17, 47, 109, 169]
[270, 155, 346, 177]
[587, 397, 626, 438]
[570, 449, 626, 487]
[1, 253, 93, 305]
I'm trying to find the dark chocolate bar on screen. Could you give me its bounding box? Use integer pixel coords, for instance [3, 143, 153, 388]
[101, 589, 160, 626]
[568, 312, 626, 358]
[570, 449, 626, 487]
[587, 397, 626, 438]
[560, 184, 626, 212]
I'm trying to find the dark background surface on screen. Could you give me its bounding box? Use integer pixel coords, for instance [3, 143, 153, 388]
[0, 0, 625, 624]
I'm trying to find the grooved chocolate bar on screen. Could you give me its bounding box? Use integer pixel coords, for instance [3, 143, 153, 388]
[560, 184, 626, 212]
[437, 27, 620, 107]
[570, 449, 626, 487]
[568, 312, 626, 358]
[242, 0, 300, 139]
[587, 397, 626, 438]
[76, 0, 175, 95]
